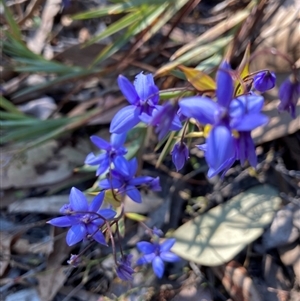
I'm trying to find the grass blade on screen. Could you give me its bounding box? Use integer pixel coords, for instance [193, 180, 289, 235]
[83, 10, 143, 47]
[1, 0, 22, 41]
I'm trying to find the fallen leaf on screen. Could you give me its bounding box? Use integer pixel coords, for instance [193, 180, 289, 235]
[37, 228, 72, 301]
[37, 266, 70, 301]
[1, 139, 90, 189]
[172, 185, 281, 266]
[8, 195, 69, 214]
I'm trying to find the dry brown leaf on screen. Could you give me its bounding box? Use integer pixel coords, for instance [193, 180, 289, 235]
[8, 194, 94, 214]
[1, 139, 90, 189]
[211, 261, 262, 301]
[37, 266, 70, 301]
[12, 238, 54, 256]
[37, 228, 72, 301]
[251, 0, 300, 72]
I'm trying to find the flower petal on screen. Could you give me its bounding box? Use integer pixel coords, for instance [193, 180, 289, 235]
[207, 156, 235, 178]
[206, 126, 235, 170]
[66, 224, 86, 246]
[90, 135, 111, 151]
[96, 159, 110, 176]
[160, 251, 180, 262]
[152, 256, 165, 278]
[136, 253, 155, 265]
[47, 216, 74, 227]
[129, 176, 154, 186]
[126, 185, 142, 203]
[118, 75, 139, 105]
[69, 187, 88, 211]
[110, 105, 141, 133]
[216, 60, 233, 108]
[114, 156, 131, 178]
[85, 152, 107, 166]
[89, 191, 104, 212]
[88, 225, 107, 245]
[111, 133, 127, 148]
[98, 208, 116, 220]
[99, 178, 122, 190]
[137, 241, 156, 254]
[230, 95, 264, 117]
[160, 238, 176, 252]
[179, 96, 221, 125]
[232, 113, 268, 131]
[128, 158, 138, 178]
[134, 73, 158, 103]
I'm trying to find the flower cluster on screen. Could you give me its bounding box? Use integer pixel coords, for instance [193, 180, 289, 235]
[47, 51, 299, 282]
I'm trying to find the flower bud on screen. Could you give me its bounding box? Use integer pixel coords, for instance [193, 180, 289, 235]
[253, 71, 276, 92]
[278, 76, 300, 118]
[171, 142, 189, 171]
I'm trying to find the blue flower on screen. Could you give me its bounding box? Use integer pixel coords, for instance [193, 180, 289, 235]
[278, 76, 300, 118]
[99, 157, 161, 203]
[85, 133, 127, 176]
[253, 71, 276, 92]
[179, 61, 268, 177]
[236, 131, 257, 167]
[171, 142, 189, 171]
[110, 73, 160, 133]
[48, 187, 116, 246]
[136, 239, 180, 278]
[116, 254, 134, 281]
[150, 101, 182, 140]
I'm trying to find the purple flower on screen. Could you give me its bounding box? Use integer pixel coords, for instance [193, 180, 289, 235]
[179, 61, 268, 177]
[85, 133, 127, 176]
[110, 73, 159, 133]
[148, 177, 161, 191]
[150, 101, 182, 140]
[116, 254, 134, 281]
[253, 71, 276, 92]
[236, 131, 257, 167]
[136, 239, 180, 278]
[171, 142, 189, 171]
[47, 187, 116, 246]
[278, 76, 300, 118]
[99, 157, 161, 203]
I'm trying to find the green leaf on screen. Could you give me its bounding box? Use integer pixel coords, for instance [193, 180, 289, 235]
[159, 89, 193, 100]
[72, 0, 169, 20]
[0, 97, 24, 115]
[91, 4, 169, 65]
[156, 36, 232, 76]
[125, 212, 147, 222]
[172, 185, 281, 266]
[84, 10, 143, 47]
[171, 8, 251, 60]
[1, 0, 22, 41]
